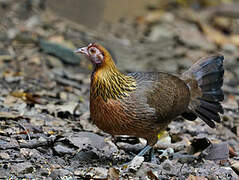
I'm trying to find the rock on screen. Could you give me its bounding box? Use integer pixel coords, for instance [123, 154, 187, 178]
[72, 151, 99, 162]
[74, 170, 81, 176]
[20, 148, 31, 158]
[195, 160, 238, 179]
[50, 169, 73, 179]
[65, 132, 118, 158]
[177, 154, 198, 164]
[39, 40, 81, 65]
[40, 169, 49, 176]
[0, 137, 19, 150]
[202, 142, 229, 161]
[78, 167, 108, 179]
[10, 162, 34, 174]
[147, 24, 174, 42]
[136, 162, 166, 179]
[186, 174, 207, 180]
[0, 152, 10, 159]
[46, 55, 64, 68]
[53, 143, 75, 155]
[107, 167, 120, 179]
[161, 159, 177, 175]
[7, 28, 19, 39]
[176, 22, 216, 51]
[127, 155, 144, 172]
[0, 55, 12, 62]
[231, 160, 239, 175]
[222, 43, 238, 53]
[79, 111, 99, 132]
[25, 15, 41, 29]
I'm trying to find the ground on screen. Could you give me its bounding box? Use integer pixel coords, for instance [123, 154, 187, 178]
[0, 0, 239, 179]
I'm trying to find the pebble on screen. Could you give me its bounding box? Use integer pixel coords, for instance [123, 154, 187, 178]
[10, 162, 34, 174]
[0, 152, 10, 159]
[50, 169, 72, 179]
[127, 156, 144, 172]
[53, 143, 75, 155]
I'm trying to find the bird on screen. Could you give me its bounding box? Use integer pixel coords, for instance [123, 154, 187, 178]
[74, 43, 224, 162]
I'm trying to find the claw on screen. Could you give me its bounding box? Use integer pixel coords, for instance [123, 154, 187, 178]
[158, 148, 174, 159]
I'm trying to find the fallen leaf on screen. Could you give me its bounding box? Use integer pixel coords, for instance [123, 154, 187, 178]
[203, 142, 229, 161]
[200, 23, 229, 46]
[10, 91, 44, 104]
[147, 170, 159, 180]
[231, 160, 239, 175]
[107, 167, 119, 180]
[229, 146, 237, 158]
[186, 174, 208, 180]
[230, 34, 239, 47]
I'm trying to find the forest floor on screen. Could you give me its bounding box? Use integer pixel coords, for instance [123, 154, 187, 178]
[0, 0, 239, 179]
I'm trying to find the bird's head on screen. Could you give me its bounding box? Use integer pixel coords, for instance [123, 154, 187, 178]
[75, 43, 114, 68]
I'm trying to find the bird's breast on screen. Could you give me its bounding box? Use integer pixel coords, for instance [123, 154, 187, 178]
[90, 96, 136, 135]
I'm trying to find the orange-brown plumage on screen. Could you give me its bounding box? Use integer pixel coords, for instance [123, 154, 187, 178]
[75, 43, 224, 159]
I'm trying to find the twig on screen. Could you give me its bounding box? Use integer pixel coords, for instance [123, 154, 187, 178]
[19, 136, 55, 149]
[0, 160, 24, 163]
[16, 122, 31, 141]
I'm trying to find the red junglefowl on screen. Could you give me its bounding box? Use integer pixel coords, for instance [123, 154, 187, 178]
[74, 43, 224, 161]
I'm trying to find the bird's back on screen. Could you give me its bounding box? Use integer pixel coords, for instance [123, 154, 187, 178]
[126, 72, 190, 124]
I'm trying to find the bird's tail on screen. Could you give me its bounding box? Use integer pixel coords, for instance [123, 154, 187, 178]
[181, 55, 224, 128]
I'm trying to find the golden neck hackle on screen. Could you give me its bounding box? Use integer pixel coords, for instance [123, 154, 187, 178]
[91, 57, 136, 102]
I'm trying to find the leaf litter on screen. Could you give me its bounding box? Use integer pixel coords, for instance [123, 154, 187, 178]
[0, 0, 239, 179]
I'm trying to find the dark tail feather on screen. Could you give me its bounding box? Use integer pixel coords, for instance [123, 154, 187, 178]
[181, 55, 224, 128]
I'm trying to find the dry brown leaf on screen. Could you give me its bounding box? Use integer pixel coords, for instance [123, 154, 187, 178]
[0, 111, 23, 119]
[213, 16, 232, 30]
[10, 91, 44, 104]
[186, 174, 208, 180]
[229, 146, 237, 158]
[200, 23, 229, 46]
[48, 35, 75, 49]
[230, 34, 239, 47]
[107, 167, 119, 180]
[147, 170, 159, 180]
[231, 160, 239, 175]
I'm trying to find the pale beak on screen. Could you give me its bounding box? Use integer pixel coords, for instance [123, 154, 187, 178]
[74, 47, 88, 55]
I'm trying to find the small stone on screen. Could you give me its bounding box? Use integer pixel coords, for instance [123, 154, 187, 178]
[74, 170, 82, 176]
[222, 43, 237, 53]
[0, 152, 10, 160]
[20, 148, 31, 158]
[162, 162, 172, 171]
[53, 143, 75, 155]
[10, 162, 34, 174]
[50, 169, 72, 179]
[147, 25, 174, 42]
[40, 169, 50, 176]
[107, 167, 119, 179]
[0, 55, 12, 61]
[65, 132, 118, 158]
[59, 92, 68, 100]
[38, 136, 47, 142]
[85, 167, 108, 179]
[231, 160, 239, 175]
[25, 15, 40, 29]
[128, 156, 144, 172]
[46, 55, 63, 68]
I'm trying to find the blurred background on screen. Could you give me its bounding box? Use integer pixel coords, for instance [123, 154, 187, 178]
[0, 0, 239, 179]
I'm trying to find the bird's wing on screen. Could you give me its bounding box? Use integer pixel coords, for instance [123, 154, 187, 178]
[125, 72, 190, 123]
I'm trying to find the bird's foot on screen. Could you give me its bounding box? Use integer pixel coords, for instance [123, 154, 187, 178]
[121, 155, 145, 172]
[157, 147, 174, 159]
[121, 145, 152, 171]
[149, 148, 157, 164]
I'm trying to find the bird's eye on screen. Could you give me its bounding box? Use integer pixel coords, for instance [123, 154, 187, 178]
[89, 48, 96, 54]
